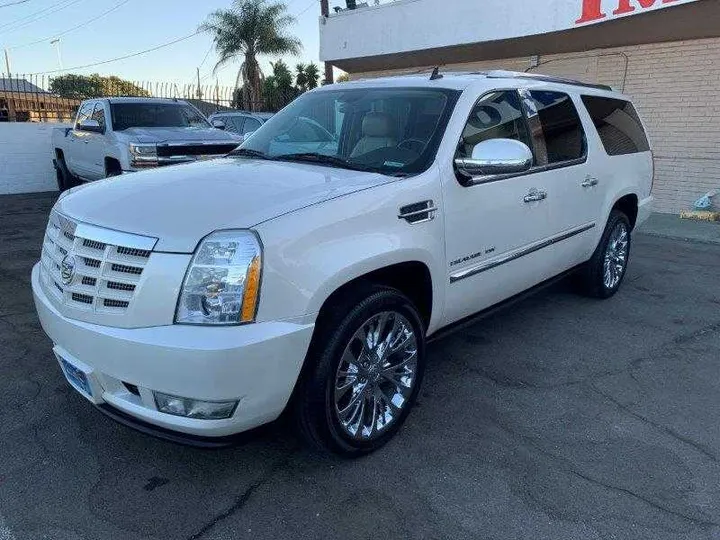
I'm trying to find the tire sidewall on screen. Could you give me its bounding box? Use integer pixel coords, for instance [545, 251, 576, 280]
[306, 288, 426, 455]
[595, 211, 632, 298]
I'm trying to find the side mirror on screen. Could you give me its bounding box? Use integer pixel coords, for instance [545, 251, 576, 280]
[242, 131, 256, 142]
[455, 138, 533, 180]
[77, 119, 103, 133]
[211, 119, 226, 130]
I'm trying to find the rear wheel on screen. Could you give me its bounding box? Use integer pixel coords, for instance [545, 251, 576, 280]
[55, 157, 79, 193]
[294, 285, 426, 456]
[579, 210, 631, 298]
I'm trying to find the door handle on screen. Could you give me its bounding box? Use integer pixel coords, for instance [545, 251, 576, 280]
[582, 177, 599, 188]
[523, 189, 547, 203]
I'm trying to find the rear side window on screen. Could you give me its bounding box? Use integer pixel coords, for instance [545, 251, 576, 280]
[243, 117, 262, 134]
[581, 96, 650, 155]
[527, 91, 586, 164]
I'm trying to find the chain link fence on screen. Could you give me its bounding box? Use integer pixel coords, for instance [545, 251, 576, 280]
[0, 74, 259, 122]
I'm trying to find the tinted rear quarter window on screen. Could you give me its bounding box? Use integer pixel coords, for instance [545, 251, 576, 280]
[527, 91, 586, 164]
[581, 96, 650, 155]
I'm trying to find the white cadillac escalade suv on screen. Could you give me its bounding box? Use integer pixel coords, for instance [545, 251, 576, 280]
[32, 71, 653, 455]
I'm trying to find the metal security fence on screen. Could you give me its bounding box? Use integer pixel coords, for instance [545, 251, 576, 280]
[0, 74, 252, 122]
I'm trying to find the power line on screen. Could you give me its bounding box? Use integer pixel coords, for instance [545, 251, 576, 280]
[294, 0, 316, 16]
[0, 0, 84, 34]
[198, 43, 213, 69]
[9, 0, 132, 50]
[0, 0, 31, 8]
[28, 30, 202, 75]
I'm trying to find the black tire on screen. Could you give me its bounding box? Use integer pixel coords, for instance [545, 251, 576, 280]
[578, 209, 632, 299]
[293, 284, 426, 456]
[55, 157, 79, 193]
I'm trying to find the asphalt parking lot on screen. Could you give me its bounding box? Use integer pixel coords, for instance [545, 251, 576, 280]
[2, 193, 720, 540]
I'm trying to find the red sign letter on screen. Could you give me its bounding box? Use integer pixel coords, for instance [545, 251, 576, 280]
[613, 0, 679, 16]
[576, 0, 607, 23]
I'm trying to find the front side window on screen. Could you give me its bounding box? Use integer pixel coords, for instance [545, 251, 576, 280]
[456, 90, 533, 160]
[75, 102, 94, 128]
[234, 87, 461, 176]
[110, 103, 211, 131]
[91, 103, 106, 131]
[581, 96, 650, 155]
[526, 91, 586, 164]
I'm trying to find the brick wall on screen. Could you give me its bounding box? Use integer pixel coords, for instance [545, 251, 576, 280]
[352, 37, 720, 214]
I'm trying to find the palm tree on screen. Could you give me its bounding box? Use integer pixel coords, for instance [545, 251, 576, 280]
[295, 63, 308, 92]
[200, 0, 301, 111]
[304, 62, 320, 89]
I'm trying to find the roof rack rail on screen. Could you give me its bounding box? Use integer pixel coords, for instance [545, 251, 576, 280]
[485, 70, 614, 92]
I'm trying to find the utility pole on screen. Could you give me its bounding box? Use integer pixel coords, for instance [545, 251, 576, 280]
[4, 48, 11, 78]
[196, 67, 203, 99]
[320, 0, 334, 85]
[50, 38, 63, 70]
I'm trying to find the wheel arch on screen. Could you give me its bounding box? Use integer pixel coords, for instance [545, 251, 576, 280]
[313, 259, 434, 333]
[104, 156, 122, 176]
[611, 193, 639, 230]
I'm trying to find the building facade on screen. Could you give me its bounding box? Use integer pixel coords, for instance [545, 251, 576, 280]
[320, 0, 720, 213]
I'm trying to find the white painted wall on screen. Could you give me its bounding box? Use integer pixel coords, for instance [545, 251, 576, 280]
[320, 0, 700, 62]
[0, 123, 69, 195]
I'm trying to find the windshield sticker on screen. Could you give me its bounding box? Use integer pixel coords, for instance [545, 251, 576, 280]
[383, 161, 405, 168]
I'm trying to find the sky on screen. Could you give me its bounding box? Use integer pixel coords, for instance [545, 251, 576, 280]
[0, 0, 327, 89]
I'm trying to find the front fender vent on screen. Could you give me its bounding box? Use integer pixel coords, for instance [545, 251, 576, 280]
[398, 200, 437, 224]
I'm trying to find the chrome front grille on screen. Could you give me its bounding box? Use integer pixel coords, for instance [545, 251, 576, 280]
[39, 211, 156, 315]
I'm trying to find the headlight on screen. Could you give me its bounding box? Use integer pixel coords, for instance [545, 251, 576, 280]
[175, 230, 262, 325]
[129, 143, 158, 168]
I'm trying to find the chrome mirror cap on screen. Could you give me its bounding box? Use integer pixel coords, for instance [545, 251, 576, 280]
[455, 138, 533, 178]
[77, 119, 103, 133]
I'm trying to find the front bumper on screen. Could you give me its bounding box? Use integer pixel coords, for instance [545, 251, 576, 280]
[32, 263, 314, 438]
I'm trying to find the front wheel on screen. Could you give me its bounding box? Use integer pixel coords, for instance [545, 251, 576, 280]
[294, 285, 426, 456]
[578, 209, 632, 298]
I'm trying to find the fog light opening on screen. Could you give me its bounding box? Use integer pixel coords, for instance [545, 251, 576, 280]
[153, 392, 238, 420]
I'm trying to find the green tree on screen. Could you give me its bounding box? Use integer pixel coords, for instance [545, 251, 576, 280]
[200, 0, 301, 111]
[262, 59, 297, 112]
[49, 74, 149, 98]
[295, 63, 308, 92]
[304, 62, 320, 89]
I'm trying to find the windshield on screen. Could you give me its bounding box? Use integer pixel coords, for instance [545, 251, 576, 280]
[110, 102, 210, 130]
[231, 87, 460, 176]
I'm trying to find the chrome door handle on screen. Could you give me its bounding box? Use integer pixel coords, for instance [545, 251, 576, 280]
[523, 190, 547, 203]
[582, 177, 599, 188]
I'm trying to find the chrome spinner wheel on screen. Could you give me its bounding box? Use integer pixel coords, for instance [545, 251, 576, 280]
[603, 221, 629, 290]
[333, 311, 419, 441]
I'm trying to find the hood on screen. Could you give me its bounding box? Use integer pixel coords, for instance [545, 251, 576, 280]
[117, 126, 242, 144]
[56, 158, 392, 252]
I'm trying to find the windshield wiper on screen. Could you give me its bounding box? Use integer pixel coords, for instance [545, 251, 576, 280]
[230, 148, 271, 160]
[274, 153, 375, 172]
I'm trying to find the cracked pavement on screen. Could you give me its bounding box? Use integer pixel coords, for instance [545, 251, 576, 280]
[2, 192, 720, 539]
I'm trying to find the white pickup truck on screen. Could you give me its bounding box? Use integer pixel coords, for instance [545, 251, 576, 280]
[52, 97, 242, 190]
[33, 71, 653, 455]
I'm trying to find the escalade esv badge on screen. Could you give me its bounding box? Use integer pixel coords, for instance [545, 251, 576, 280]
[60, 254, 76, 285]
